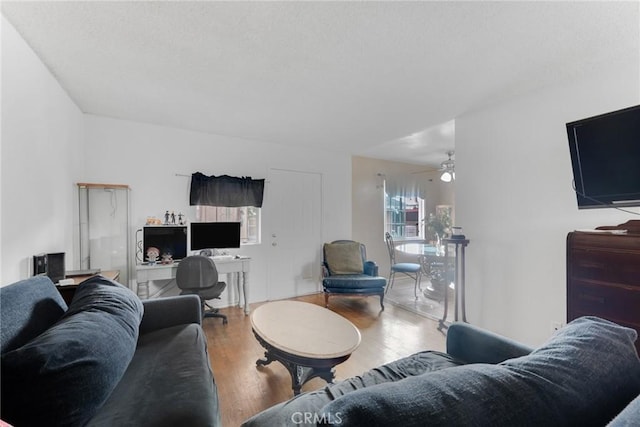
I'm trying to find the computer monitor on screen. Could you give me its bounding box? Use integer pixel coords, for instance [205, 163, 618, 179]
[143, 226, 188, 261]
[190, 222, 241, 250]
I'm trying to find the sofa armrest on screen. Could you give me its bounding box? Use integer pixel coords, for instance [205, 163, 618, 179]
[446, 322, 533, 364]
[139, 295, 202, 334]
[364, 260, 379, 276]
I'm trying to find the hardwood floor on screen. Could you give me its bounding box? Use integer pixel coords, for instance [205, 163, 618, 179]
[203, 293, 447, 427]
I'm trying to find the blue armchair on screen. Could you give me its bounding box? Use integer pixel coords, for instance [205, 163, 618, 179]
[322, 240, 387, 310]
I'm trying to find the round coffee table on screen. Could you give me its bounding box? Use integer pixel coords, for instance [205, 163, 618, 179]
[251, 300, 361, 395]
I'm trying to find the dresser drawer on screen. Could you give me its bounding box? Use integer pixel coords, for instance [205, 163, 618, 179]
[567, 229, 640, 354]
[569, 232, 640, 251]
[569, 248, 640, 286]
[567, 280, 640, 324]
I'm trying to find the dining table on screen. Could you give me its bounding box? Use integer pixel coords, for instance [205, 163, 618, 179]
[396, 241, 441, 257]
[396, 241, 449, 299]
[396, 239, 469, 330]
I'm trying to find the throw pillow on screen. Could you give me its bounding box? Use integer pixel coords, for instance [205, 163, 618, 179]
[319, 316, 640, 427]
[1, 276, 143, 427]
[324, 242, 364, 275]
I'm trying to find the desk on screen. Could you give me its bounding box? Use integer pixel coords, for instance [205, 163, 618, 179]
[56, 270, 121, 304]
[135, 257, 251, 314]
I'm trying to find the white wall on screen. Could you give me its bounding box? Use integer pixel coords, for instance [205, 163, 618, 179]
[83, 115, 351, 304]
[1, 16, 84, 284]
[456, 60, 640, 347]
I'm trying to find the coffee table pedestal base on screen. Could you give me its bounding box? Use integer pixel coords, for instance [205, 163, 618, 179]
[253, 331, 350, 395]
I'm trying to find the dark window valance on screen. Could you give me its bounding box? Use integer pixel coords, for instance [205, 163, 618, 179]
[190, 172, 265, 208]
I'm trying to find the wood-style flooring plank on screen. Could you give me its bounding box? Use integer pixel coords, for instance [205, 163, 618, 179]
[203, 293, 446, 427]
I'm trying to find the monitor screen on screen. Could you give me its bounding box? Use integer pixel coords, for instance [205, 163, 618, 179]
[143, 226, 187, 261]
[190, 222, 241, 250]
[566, 105, 640, 209]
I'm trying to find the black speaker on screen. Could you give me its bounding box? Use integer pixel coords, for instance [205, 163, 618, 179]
[33, 252, 65, 284]
[33, 254, 47, 275]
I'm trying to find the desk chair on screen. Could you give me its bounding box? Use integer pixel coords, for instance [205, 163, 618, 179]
[385, 232, 422, 299]
[176, 255, 228, 324]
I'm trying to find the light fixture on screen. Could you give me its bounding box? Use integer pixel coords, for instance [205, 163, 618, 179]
[440, 151, 455, 182]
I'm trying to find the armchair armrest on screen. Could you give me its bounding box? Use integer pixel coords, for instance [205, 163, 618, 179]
[364, 260, 379, 276]
[446, 322, 533, 364]
[139, 295, 202, 334]
[321, 262, 330, 278]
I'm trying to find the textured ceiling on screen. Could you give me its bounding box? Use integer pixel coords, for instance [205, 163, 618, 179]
[2, 1, 638, 166]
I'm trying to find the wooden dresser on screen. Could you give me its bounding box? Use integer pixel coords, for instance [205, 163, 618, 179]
[566, 220, 640, 352]
[56, 270, 120, 304]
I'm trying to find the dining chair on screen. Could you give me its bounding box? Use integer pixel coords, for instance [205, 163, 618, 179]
[384, 232, 422, 299]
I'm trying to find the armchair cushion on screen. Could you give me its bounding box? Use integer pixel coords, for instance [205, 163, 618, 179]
[324, 242, 364, 275]
[1, 276, 143, 427]
[319, 316, 640, 427]
[323, 275, 386, 290]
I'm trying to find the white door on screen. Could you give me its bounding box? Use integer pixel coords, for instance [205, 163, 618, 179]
[265, 169, 322, 300]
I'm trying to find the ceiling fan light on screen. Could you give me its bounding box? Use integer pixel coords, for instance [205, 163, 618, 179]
[439, 150, 455, 182]
[440, 171, 452, 182]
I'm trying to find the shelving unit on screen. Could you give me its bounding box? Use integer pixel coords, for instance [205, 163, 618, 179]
[78, 183, 131, 287]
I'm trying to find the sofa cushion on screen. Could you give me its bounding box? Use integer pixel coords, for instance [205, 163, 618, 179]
[88, 323, 220, 427]
[0, 276, 68, 353]
[241, 350, 464, 427]
[608, 393, 640, 426]
[324, 242, 364, 275]
[1, 276, 143, 427]
[319, 316, 640, 427]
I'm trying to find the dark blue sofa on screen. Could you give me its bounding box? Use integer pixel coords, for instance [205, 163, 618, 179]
[242, 317, 640, 426]
[1, 275, 221, 427]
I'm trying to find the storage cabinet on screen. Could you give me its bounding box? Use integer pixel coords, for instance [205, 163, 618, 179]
[566, 221, 640, 353]
[78, 183, 131, 287]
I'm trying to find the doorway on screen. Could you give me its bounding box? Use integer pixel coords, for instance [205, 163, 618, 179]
[265, 169, 322, 300]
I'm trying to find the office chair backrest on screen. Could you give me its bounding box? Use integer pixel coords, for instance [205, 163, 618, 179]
[176, 256, 219, 291]
[384, 232, 396, 264]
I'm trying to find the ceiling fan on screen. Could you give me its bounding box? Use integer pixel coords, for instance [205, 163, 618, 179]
[411, 150, 455, 182]
[439, 150, 455, 182]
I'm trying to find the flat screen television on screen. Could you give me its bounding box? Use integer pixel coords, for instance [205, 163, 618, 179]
[566, 105, 640, 209]
[190, 222, 241, 250]
[143, 226, 187, 261]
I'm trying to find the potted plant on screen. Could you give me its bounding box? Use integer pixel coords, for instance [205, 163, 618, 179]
[425, 210, 452, 241]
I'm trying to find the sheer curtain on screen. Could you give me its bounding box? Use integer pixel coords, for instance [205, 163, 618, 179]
[384, 172, 426, 199]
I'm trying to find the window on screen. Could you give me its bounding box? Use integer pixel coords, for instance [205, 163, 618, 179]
[384, 194, 425, 239]
[195, 206, 261, 244]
